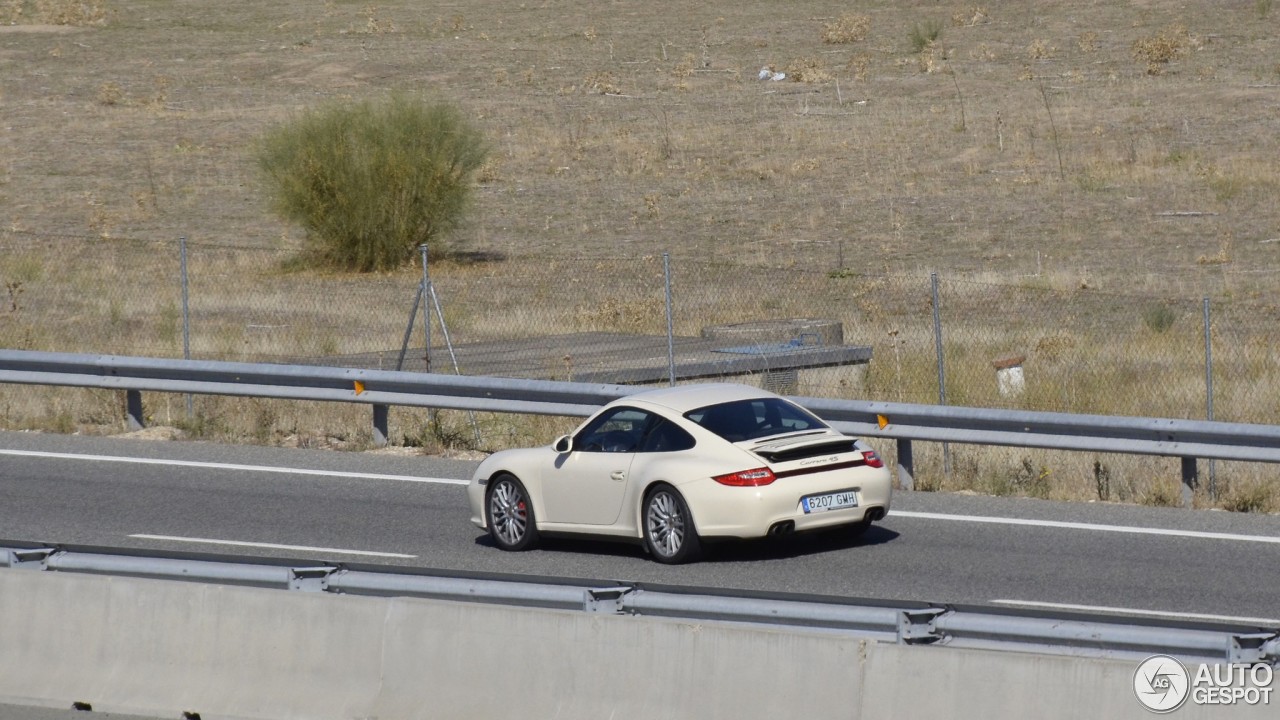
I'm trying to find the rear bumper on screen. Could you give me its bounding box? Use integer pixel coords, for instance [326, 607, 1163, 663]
[684, 467, 893, 539]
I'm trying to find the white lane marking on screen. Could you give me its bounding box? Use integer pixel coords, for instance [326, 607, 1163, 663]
[0, 448, 468, 486]
[129, 534, 417, 559]
[991, 599, 1280, 626]
[890, 510, 1280, 544]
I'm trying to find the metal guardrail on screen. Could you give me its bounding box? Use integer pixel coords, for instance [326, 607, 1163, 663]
[3, 349, 1280, 505]
[3, 542, 1277, 666]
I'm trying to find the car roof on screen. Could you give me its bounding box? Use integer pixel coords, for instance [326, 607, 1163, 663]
[620, 383, 779, 414]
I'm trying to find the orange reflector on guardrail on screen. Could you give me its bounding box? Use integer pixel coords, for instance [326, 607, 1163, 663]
[877, 414, 889, 429]
[354, 380, 365, 395]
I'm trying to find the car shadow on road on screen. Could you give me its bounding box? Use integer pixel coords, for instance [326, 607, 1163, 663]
[706, 525, 900, 564]
[472, 524, 900, 564]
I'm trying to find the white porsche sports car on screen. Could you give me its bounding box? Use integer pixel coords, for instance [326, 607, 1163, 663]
[467, 383, 892, 564]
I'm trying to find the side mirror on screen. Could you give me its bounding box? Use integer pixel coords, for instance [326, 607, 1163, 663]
[553, 435, 573, 454]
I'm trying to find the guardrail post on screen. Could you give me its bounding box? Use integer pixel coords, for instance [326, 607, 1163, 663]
[896, 439, 914, 491]
[372, 404, 389, 446]
[126, 389, 144, 430]
[898, 607, 947, 645]
[1180, 457, 1197, 508]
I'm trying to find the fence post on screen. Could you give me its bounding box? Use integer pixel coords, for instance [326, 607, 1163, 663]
[664, 252, 675, 387]
[931, 272, 950, 476]
[395, 282, 423, 372]
[420, 245, 432, 372]
[179, 237, 192, 419]
[1203, 297, 1215, 501]
[426, 281, 483, 446]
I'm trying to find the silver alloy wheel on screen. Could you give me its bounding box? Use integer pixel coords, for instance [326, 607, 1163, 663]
[646, 490, 685, 558]
[489, 478, 528, 546]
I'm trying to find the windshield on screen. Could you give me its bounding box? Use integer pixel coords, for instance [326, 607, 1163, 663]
[685, 397, 828, 443]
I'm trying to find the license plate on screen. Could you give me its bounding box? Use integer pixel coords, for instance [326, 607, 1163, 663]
[801, 489, 858, 514]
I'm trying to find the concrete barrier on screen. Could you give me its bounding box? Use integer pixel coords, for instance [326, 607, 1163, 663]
[0, 571, 1272, 720]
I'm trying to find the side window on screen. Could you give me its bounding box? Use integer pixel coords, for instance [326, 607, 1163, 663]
[575, 407, 651, 453]
[638, 418, 696, 453]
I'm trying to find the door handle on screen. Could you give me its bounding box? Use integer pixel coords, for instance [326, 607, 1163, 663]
[610, 471, 626, 481]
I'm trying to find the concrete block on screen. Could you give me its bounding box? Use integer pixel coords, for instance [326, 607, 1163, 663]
[859, 643, 1274, 720]
[4, 571, 1272, 720]
[373, 600, 867, 720]
[0, 571, 387, 719]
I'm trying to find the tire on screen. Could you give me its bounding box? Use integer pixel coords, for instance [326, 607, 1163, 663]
[642, 485, 701, 564]
[485, 473, 540, 551]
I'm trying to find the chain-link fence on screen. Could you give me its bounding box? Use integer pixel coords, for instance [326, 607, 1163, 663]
[2, 230, 1278, 429]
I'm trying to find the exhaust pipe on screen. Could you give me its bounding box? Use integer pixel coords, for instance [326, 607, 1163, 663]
[866, 507, 887, 522]
[767, 520, 795, 536]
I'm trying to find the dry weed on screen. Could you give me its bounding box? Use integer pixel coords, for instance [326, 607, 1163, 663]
[1219, 482, 1277, 513]
[952, 7, 988, 27]
[672, 53, 697, 79]
[785, 57, 832, 84]
[821, 14, 870, 45]
[583, 72, 620, 94]
[917, 45, 947, 74]
[846, 54, 870, 81]
[969, 43, 997, 62]
[95, 81, 124, 106]
[1196, 235, 1232, 265]
[359, 4, 396, 35]
[574, 294, 665, 333]
[1034, 333, 1077, 362]
[1027, 38, 1055, 61]
[1132, 24, 1193, 75]
[1, 0, 109, 25]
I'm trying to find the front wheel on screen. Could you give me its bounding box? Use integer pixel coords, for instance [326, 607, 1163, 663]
[643, 485, 701, 564]
[486, 474, 540, 551]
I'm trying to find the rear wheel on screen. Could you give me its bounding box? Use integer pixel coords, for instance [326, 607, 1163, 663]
[486, 474, 539, 551]
[643, 485, 701, 564]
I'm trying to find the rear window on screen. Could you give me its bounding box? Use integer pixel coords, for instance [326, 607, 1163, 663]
[685, 398, 828, 443]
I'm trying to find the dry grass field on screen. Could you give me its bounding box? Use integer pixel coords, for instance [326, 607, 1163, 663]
[1, 0, 1278, 509]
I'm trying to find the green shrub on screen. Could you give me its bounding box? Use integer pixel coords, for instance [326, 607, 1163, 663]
[909, 20, 943, 54]
[256, 94, 488, 272]
[1142, 304, 1176, 333]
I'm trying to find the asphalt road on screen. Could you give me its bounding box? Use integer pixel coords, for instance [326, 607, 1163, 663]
[2, 429, 1279, 624]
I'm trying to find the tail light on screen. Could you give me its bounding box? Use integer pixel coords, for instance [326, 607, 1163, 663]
[861, 450, 884, 469]
[713, 467, 777, 486]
